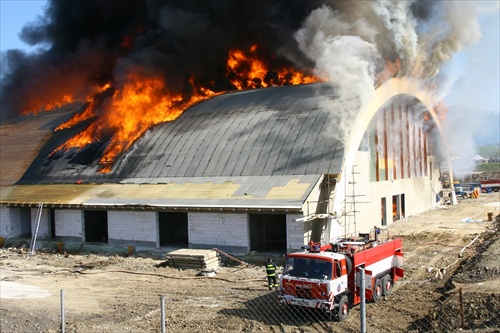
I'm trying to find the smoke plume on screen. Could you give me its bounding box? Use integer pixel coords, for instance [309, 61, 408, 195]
[0, 0, 494, 170]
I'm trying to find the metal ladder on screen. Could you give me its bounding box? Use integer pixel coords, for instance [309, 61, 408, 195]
[29, 203, 44, 255]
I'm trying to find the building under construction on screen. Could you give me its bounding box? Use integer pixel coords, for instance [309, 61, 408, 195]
[0, 78, 450, 254]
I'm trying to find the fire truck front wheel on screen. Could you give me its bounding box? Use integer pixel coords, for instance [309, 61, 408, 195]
[336, 295, 350, 322]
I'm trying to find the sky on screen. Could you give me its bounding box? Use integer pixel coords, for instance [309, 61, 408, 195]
[0, 0, 499, 149]
[0, 0, 47, 53]
[443, 8, 499, 115]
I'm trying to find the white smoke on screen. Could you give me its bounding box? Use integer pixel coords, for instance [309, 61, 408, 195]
[416, 1, 499, 174]
[295, 0, 498, 173]
[371, 1, 418, 72]
[293, 2, 419, 143]
[295, 1, 493, 108]
[415, 2, 483, 78]
[294, 5, 380, 106]
[294, 5, 380, 144]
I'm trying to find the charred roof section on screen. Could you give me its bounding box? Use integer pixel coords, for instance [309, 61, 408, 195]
[19, 83, 348, 184]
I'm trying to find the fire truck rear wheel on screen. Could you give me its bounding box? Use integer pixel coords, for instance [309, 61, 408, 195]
[372, 279, 383, 302]
[336, 295, 350, 322]
[382, 275, 393, 296]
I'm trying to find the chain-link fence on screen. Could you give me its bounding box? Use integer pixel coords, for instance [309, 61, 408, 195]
[1, 275, 499, 333]
[2, 219, 499, 333]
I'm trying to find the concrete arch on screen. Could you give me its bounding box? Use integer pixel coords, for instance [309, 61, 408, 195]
[332, 77, 454, 223]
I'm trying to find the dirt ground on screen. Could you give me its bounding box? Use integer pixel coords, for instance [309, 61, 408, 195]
[1, 192, 499, 333]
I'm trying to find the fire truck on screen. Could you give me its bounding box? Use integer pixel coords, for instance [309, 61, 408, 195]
[481, 179, 500, 193]
[278, 229, 404, 321]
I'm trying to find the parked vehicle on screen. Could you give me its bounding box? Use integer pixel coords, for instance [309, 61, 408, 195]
[278, 229, 404, 321]
[454, 183, 481, 198]
[481, 179, 500, 193]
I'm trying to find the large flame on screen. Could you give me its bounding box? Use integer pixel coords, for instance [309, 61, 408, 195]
[52, 70, 219, 172]
[46, 46, 323, 173]
[227, 45, 321, 89]
[54, 83, 113, 131]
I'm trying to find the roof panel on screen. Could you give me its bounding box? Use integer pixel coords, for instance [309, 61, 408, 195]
[18, 83, 348, 184]
[229, 110, 267, 176]
[183, 113, 221, 177]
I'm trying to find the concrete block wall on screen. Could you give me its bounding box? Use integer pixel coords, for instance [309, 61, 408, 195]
[108, 211, 157, 247]
[30, 207, 50, 239]
[189, 212, 248, 253]
[0, 207, 22, 238]
[0, 207, 315, 254]
[286, 214, 305, 252]
[54, 209, 82, 239]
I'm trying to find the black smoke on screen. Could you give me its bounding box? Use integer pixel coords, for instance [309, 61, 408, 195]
[1, 0, 331, 121]
[2, 0, 491, 177]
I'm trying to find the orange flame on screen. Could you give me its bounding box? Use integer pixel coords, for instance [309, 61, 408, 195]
[22, 94, 75, 115]
[54, 83, 113, 131]
[48, 46, 322, 173]
[227, 45, 322, 89]
[52, 70, 220, 172]
[22, 82, 113, 116]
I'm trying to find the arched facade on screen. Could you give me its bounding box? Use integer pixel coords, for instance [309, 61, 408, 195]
[322, 78, 453, 242]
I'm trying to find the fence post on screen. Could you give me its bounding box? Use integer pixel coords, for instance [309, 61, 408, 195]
[459, 287, 465, 329]
[161, 295, 166, 333]
[60, 289, 65, 333]
[359, 268, 366, 333]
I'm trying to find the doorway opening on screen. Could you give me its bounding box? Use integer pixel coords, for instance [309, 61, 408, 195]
[392, 195, 401, 221]
[159, 212, 188, 247]
[381, 198, 387, 226]
[400, 194, 406, 219]
[20, 207, 32, 237]
[249, 214, 286, 253]
[50, 208, 56, 239]
[84, 210, 108, 243]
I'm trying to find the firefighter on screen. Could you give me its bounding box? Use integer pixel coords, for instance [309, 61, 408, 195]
[265, 257, 279, 290]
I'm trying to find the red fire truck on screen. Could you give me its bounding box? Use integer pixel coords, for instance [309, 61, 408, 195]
[278, 229, 404, 321]
[481, 179, 500, 193]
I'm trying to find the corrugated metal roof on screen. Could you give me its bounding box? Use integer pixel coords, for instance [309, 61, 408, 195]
[19, 83, 347, 184]
[1, 83, 353, 209]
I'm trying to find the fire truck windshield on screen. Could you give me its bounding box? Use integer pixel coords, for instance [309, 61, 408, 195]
[283, 257, 332, 280]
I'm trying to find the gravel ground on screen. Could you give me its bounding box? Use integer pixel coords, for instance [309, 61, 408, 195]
[0, 192, 499, 333]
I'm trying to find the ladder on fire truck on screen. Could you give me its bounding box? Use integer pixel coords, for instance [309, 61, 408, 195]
[29, 203, 44, 255]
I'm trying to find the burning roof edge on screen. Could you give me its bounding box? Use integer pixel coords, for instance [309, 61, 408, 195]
[17, 82, 345, 184]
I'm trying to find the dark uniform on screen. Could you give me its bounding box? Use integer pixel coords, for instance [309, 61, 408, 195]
[265, 258, 279, 290]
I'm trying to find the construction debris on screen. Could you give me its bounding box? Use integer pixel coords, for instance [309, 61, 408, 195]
[213, 248, 253, 267]
[165, 249, 220, 271]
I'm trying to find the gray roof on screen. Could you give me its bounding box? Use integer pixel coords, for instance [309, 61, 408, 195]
[20, 82, 348, 185]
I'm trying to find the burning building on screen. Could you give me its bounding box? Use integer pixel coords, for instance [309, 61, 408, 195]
[1, 0, 482, 254]
[0, 77, 449, 254]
